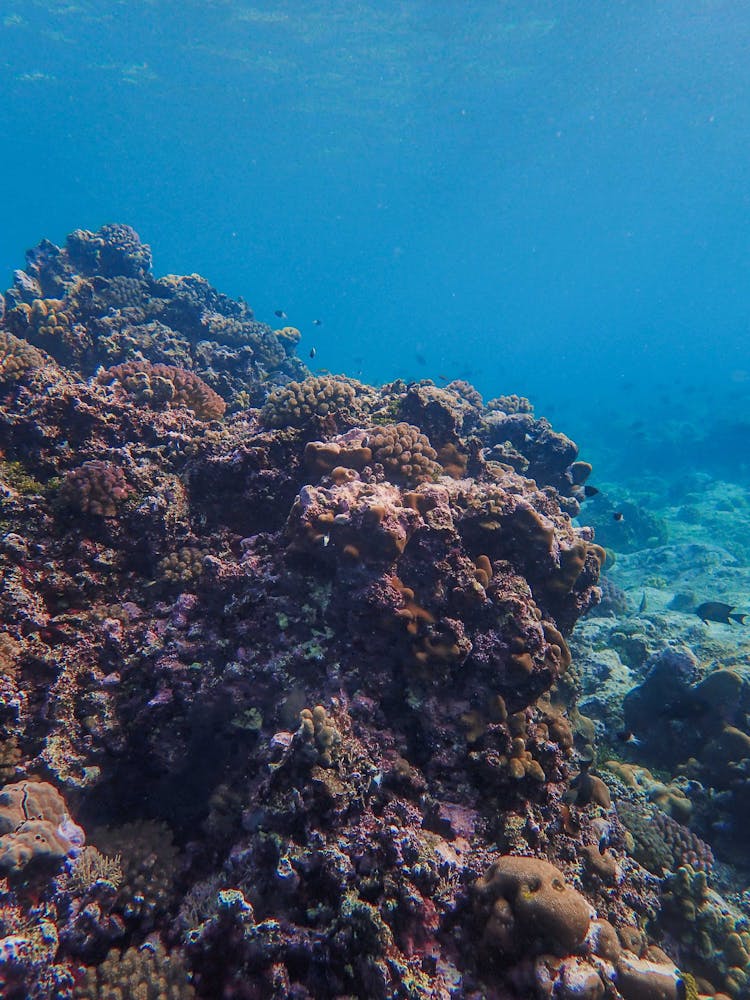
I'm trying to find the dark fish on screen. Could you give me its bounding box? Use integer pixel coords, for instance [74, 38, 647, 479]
[695, 601, 748, 625]
[274, 309, 287, 319]
[613, 511, 624, 522]
[309, 347, 316, 359]
[415, 352, 427, 366]
[638, 592, 647, 614]
[583, 485, 599, 498]
[312, 318, 322, 326]
[438, 374, 450, 382]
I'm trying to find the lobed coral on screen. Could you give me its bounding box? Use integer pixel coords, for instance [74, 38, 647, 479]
[61, 461, 130, 518]
[0, 781, 84, 878]
[98, 361, 226, 420]
[75, 941, 195, 1000]
[0, 330, 45, 383]
[260, 374, 366, 429]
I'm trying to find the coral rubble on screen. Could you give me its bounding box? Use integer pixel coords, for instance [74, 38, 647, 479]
[0, 224, 726, 998]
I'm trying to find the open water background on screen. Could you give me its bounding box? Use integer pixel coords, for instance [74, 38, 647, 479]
[1, 0, 749, 480]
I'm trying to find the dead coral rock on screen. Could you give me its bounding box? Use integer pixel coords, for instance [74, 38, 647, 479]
[475, 855, 593, 957]
[67, 223, 153, 279]
[0, 780, 85, 877]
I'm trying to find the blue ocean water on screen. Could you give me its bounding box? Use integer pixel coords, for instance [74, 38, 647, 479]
[1, 0, 749, 476]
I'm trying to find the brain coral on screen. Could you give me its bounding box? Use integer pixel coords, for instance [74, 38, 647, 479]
[0, 780, 84, 877]
[474, 855, 593, 956]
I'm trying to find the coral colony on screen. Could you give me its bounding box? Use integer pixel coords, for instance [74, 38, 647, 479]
[0, 224, 744, 998]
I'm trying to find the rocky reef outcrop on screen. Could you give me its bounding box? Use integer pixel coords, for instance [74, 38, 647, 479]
[0, 225, 719, 999]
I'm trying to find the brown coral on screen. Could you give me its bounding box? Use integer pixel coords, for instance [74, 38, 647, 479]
[261, 375, 363, 428]
[0, 780, 84, 877]
[97, 361, 226, 420]
[62, 461, 130, 518]
[474, 855, 592, 957]
[75, 940, 195, 999]
[0, 329, 45, 382]
[367, 422, 440, 485]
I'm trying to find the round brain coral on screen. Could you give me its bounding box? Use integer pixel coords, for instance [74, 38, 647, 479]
[474, 855, 593, 957]
[367, 422, 440, 485]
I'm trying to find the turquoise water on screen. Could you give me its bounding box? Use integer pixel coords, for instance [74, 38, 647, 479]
[2, 1, 749, 468]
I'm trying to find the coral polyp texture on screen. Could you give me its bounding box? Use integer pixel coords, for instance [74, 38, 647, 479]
[0, 224, 725, 998]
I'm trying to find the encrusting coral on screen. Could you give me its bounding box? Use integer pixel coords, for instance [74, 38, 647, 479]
[0, 223, 721, 999]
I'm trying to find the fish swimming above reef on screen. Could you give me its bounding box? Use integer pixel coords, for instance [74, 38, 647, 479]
[694, 601, 748, 625]
[274, 309, 287, 319]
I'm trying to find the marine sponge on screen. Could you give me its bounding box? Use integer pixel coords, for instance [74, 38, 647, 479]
[62, 461, 130, 518]
[367, 422, 440, 485]
[260, 374, 362, 428]
[74, 940, 195, 999]
[474, 855, 592, 957]
[0, 779, 85, 877]
[0, 330, 45, 382]
[98, 361, 226, 420]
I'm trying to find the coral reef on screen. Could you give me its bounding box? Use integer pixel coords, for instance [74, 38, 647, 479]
[0, 223, 726, 998]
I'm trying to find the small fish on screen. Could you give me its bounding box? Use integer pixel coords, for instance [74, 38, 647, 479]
[415, 352, 427, 366]
[438, 374, 450, 382]
[312, 318, 322, 326]
[583, 485, 599, 498]
[695, 601, 748, 625]
[638, 592, 647, 614]
[309, 347, 316, 359]
[613, 511, 624, 522]
[274, 309, 287, 319]
[616, 730, 642, 747]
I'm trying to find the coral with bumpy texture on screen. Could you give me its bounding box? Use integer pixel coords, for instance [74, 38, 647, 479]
[261, 374, 367, 428]
[75, 941, 195, 1000]
[367, 422, 441, 484]
[98, 361, 226, 420]
[0, 330, 45, 382]
[62, 461, 130, 518]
